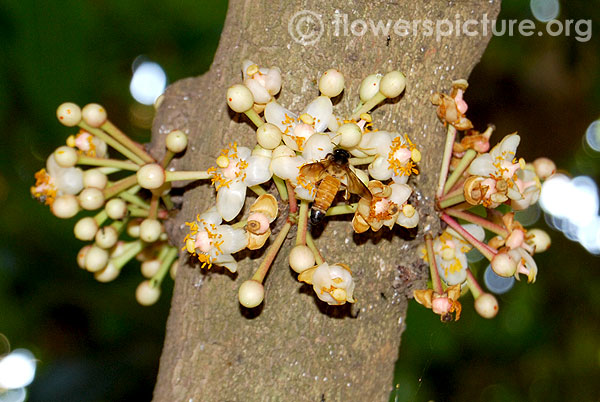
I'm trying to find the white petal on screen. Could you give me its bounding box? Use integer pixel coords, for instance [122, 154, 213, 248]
[264, 67, 282, 95]
[270, 155, 304, 180]
[368, 156, 393, 181]
[468, 154, 494, 176]
[448, 223, 485, 243]
[211, 253, 238, 273]
[216, 180, 247, 221]
[327, 114, 340, 132]
[241, 60, 254, 80]
[302, 133, 333, 162]
[389, 183, 412, 206]
[216, 226, 248, 254]
[396, 209, 419, 228]
[244, 155, 272, 186]
[265, 101, 296, 133]
[198, 207, 223, 226]
[237, 146, 252, 161]
[244, 78, 271, 104]
[303, 96, 333, 133]
[436, 254, 467, 286]
[294, 184, 316, 201]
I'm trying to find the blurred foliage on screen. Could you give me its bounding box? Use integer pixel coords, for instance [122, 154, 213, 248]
[0, 0, 598, 401]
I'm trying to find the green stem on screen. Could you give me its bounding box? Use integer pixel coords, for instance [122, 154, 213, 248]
[161, 150, 175, 168]
[441, 213, 497, 261]
[273, 175, 288, 201]
[465, 268, 483, 299]
[425, 234, 444, 294]
[111, 240, 146, 270]
[249, 185, 267, 196]
[97, 167, 121, 175]
[165, 170, 211, 181]
[101, 120, 155, 164]
[161, 194, 174, 210]
[78, 155, 140, 171]
[244, 108, 264, 128]
[94, 209, 109, 226]
[349, 155, 376, 166]
[326, 203, 358, 216]
[103, 175, 138, 200]
[438, 193, 466, 209]
[148, 195, 159, 220]
[296, 200, 309, 246]
[350, 92, 386, 120]
[443, 149, 476, 195]
[251, 220, 292, 283]
[150, 247, 178, 287]
[128, 205, 151, 217]
[79, 121, 145, 165]
[305, 231, 324, 265]
[445, 209, 509, 237]
[436, 125, 457, 198]
[119, 191, 150, 209]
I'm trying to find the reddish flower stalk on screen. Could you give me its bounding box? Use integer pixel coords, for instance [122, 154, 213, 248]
[441, 213, 497, 261]
[445, 208, 509, 237]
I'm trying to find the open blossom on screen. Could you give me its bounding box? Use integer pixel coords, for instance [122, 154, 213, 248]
[183, 207, 248, 273]
[246, 194, 278, 250]
[264, 96, 334, 151]
[431, 79, 473, 131]
[352, 180, 418, 232]
[511, 166, 541, 211]
[362, 132, 420, 184]
[242, 60, 282, 109]
[67, 129, 107, 157]
[298, 262, 356, 305]
[208, 142, 272, 221]
[414, 284, 462, 322]
[466, 133, 526, 208]
[31, 154, 84, 206]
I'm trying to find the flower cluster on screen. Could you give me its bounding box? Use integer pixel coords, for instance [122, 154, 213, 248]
[180, 61, 421, 308]
[31, 102, 215, 305]
[413, 80, 556, 321]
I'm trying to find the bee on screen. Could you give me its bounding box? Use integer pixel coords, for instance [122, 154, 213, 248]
[299, 148, 372, 224]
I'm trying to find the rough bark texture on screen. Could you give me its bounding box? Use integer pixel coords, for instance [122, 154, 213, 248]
[151, 1, 499, 400]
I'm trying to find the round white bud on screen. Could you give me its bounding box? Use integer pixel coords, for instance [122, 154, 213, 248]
[83, 169, 108, 189]
[56, 102, 82, 127]
[337, 123, 363, 148]
[95, 262, 120, 283]
[141, 259, 161, 278]
[533, 157, 556, 180]
[528, 229, 551, 253]
[359, 74, 383, 102]
[474, 293, 499, 319]
[136, 163, 165, 190]
[105, 198, 128, 220]
[238, 280, 265, 308]
[74, 217, 98, 241]
[126, 220, 141, 238]
[170, 260, 178, 280]
[318, 69, 345, 98]
[165, 130, 188, 153]
[491, 252, 517, 277]
[77, 245, 92, 269]
[81, 103, 107, 128]
[140, 219, 162, 242]
[226, 84, 254, 113]
[154, 94, 164, 110]
[379, 71, 406, 98]
[289, 245, 316, 273]
[51, 195, 80, 218]
[84, 245, 109, 272]
[136, 280, 161, 306]
[95, 226, 118, 249]
[54, 146, 78, 168]
[256, 123, 283, 149]
[78, 187, 105, 210]
[272, 144, 295, 159]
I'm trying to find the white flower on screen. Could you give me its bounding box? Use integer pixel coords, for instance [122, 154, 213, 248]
[298, 262, 356, 305]
[512, 167, 541, 211]
[183, 207, 248, 273]
[31, 154, 84, 205]
[67, 129, 108, 157]
[242, 60, 282, 104]
[353, 180, 416, 232]
[264, 96, 334, 151]
[431, 224, 484, 286]
[209, 142, 272, 221]
[363, 132, 419, 184]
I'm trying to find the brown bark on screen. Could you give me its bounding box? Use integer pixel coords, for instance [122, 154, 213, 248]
[151, 1, 500, 400]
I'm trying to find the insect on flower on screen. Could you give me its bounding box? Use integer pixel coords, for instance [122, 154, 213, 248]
[299, 148, 372, 224]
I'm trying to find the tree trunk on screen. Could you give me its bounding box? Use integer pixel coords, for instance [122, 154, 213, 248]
[151, 1, 500, 400]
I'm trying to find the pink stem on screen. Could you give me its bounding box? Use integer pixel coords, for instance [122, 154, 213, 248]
[286, 180, 298, 214]
[436, 125, 457, 198]
[445, 209, 509, 237]
[441, 213, 497, 261]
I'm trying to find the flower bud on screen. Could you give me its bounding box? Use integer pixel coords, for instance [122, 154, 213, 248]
[141, 259, 161, 278]
[359, 74, 382, 102]
[126, 219, 141, 238]
[105, 198, 128, 220]
[84, 245, 109, 272]
[318, 69, 345, 98]
[533, 157, 556, 180]
[337, 123, 362, 148]
[74, 217, 98, 241]
[528, 228, 551, 253]
[165, 130, 188, 153]
[491, 252, 517, 277]
[56, 102, 82, 127]
[474, 293, 499, 319]
[54, 146, 78, 168]
[256, 123, 282, 149]
[379, 71, 406, 98]
[77, 245, 91, 269]
[78, 187, 105, 210]
[170, 260, 178, 280]
[238, 280, 264, 308]
[81, 103, 107, 127]
[289, 245, 315, 273]
[136, 280, 161, 306]
[140, 219, 162, 242]
[136, 163, 165, 189]
[95, 226, 118, 249]
[83, 169, 108, 189]
[95, 262, 120, 282]
[51, 194, 80, 218]
[226, 84, 254, 113]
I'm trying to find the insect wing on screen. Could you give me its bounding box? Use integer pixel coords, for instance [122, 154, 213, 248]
[345, 166, 372, 201]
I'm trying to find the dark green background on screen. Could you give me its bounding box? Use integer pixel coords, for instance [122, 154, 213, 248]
[0, 1, 598, 401]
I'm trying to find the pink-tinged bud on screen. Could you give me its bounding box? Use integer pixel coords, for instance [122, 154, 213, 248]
[247, 212, 270, 235]
[491, 252, 517, 277]
[432, 297, 452, 315]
